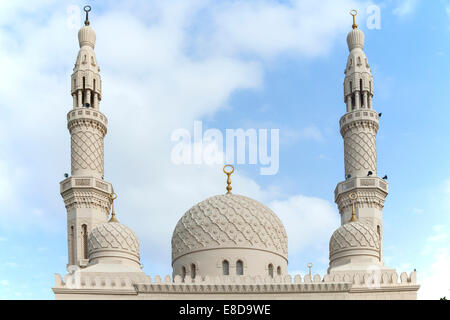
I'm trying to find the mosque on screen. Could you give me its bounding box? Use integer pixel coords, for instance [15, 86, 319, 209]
[53, 7, 420, 299]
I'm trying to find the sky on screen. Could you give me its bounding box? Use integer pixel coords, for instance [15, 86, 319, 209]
[0, 0, 449, 300]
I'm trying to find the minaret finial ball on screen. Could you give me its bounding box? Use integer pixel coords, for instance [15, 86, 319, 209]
[350, 9, 358, 29]
[84, 5, 91, 26]
[223, 165, 234, 194]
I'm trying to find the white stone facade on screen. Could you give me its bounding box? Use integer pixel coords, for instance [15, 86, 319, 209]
[53, 13, 419, 300]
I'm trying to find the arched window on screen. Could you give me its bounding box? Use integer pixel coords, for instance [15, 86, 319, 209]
[69, 226, 75, 265]
[268, 264, 274, 278]
[360, 79, 364, 107]
[191, 264, 196, 279]
[81, 224, 88, 259]
[236, 260, 243, 276]
[277, 266, 281, 276]
[377, 225, 381, 236]
[222, 260, 229, 275]
[181, 266, 186, 281]
[82, 77, 86, 105]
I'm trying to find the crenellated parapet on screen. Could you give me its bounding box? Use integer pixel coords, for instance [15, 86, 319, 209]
[53, 271, 419, 299]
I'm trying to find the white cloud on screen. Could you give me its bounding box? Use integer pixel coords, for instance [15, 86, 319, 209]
[0, 0, 358, 273]
[419, 248, 450, 300]
[393, 0, 420, 17]
[418, 225, 450, 300]
[270, 195, 340, 254]
[0, 280, 9, 286]
[300, 125, 324, 142]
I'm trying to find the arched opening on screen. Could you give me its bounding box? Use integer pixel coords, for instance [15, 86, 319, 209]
[360, 79, 364, 107]
[236, 260, 243, 276]
[92, 79, 96, 107]
[268, 264, 274, 278]
[82, 77, 86, 106]
[69, 226, 75, 265]
[277, 266, 281, 276]
[190, 264, 196, 279]
[181, 266, 186, 281]
[222, 260, 229, 275]
[81, 224, 88, 260]
[377, 225, 381, 236]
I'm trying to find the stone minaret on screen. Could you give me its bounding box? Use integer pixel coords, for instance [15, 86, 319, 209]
[334, 12, 388, 261]
[60, 8, 113, 270]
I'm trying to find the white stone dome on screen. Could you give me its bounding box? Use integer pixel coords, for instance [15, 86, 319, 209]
[88, 222, 140, 265]
[347, 28, 364, 51]
[78, 25, 96, 48]
[172, 194, 288, 263]
[329, 221, 380, 268]
[171, 193, 288, 278]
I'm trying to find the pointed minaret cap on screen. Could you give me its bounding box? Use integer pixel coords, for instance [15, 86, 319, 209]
[78, 6, 96, 48]
[346, 10, 364, 51]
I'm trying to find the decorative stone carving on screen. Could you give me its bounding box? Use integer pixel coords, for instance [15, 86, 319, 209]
[88, 222, 140, 257]
[71, 128, 104, 175]
[342, 121, 378, 175]
[172, 194, 288, 262]
[329, 221, 380, 254]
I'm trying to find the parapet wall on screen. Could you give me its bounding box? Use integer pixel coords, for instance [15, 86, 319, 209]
[53, 270, 419, 300]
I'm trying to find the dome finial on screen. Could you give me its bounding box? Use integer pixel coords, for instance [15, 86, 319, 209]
[109, 193, 119, 222]
[350, 9, 358, 29]
[349, 193, 358, 222]
[223, 165, 234, 194]
[84, 5, 91, 26]
[307, 262, 313, 277]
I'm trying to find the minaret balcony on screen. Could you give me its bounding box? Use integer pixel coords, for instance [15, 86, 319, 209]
[67, 108, 108, 129]
[339, 109, 379, 128]
[60, 176, 113, 194]
[334, 176, 388, 201]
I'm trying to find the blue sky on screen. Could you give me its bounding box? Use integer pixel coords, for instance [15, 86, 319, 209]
[0, 0, 449, 299]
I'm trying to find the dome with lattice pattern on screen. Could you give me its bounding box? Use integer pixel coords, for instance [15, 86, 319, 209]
[329, 221, 380, 265]
[171, 193, 288, 263]
[88, 222, 140, 264]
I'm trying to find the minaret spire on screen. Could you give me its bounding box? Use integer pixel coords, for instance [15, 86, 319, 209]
[334, 14, 388, 260]
[84, 5, 91, 26]
[350, 9, 358, 29]
[61, 6, 113, 270]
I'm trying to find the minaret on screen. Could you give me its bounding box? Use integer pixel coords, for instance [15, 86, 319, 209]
[334, 11, 388, 260]
[60, 6, 113, 270]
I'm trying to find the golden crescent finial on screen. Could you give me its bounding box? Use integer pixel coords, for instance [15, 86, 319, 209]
[349, 192, 358, 222]
[84, 5, 91, 26]
[350, 9, 358, 29]
[109, 192, 119, 222]
[223, 165, 234, 194]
